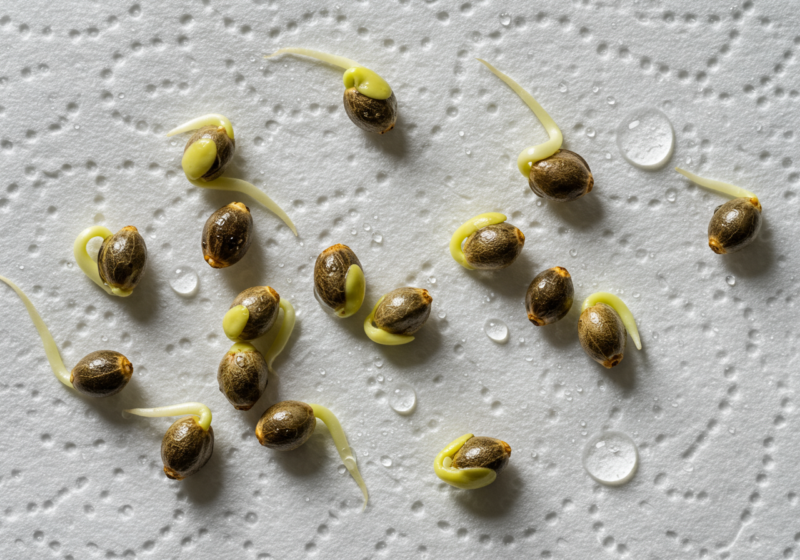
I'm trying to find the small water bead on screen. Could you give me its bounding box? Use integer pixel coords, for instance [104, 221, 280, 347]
[483, 319, 509, 343]
[582, 431, 639, 486]
[372, 232, 383, 244]
[499, 13, 511, 26]
[607, 96, 616, 106]
[726, 275, 736, 286]
[380, 456, 393, 467]
[169, 266, 198, 296]
[558, 82, 569, 93]
[585, 128, 596, 138]
[389, 384, 417, 415]
[616, 107, 674, 170]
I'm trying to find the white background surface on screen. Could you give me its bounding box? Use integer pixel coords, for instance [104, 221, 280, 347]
[1, 1, 798, 558]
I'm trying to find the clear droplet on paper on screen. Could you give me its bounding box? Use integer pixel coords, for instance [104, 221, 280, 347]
[169, 266, 198, 296]
[616, 107, 674, 170]
[726, 275, 736, 286]
[499, 12, 511, 26]
[380, 455, 393, 467]
[483, 319, 509, 343]
[389, 384, 417, 415]
[372, 232, 383, 244]
[582, 431, 639, 486]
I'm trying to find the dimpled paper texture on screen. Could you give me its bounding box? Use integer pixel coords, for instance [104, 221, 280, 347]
[1, 0, 799, 558]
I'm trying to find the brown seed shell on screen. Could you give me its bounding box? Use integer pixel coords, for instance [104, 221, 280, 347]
[462, 223, 525, 270]
[255, 400, 316, 451]
[313, 244, 362, 312]
[525, 267, 574, 326]
[707, 197, 762, 254]
[217, 346, 269, 411]
[528, 149, 594, 202]
[161, 417, 214, 480]
[452, 436, 512, 473]
[201, 202, 253, 268]
[183, 125, 236, 181]
[373, 288, 432, 336]
[343, 89, 398, 134]
[70, 350, 133, 398]
[97, 226, 147, 291]
[578, 303, 627, 368]
[230, 286, 281, 341]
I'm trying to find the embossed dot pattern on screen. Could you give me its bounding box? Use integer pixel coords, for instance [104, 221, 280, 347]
[0, 0, 799, 558]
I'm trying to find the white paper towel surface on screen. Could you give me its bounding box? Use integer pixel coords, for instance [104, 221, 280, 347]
[1, 0, 799, 558]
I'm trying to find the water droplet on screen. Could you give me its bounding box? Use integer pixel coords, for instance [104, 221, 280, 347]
[665, 188, 677, 202]
[499, 12, 511, 26]
[483, 318, 509, 343]
[558, 82, 569, 93]
[582, 431, 639, 486]
[585, 127, 596, 138]
[372, 232, 383, 244]
[607, 96, 616, 106]
[726, 275, 736, 286]
[389, 383, 417, 415]
[363, 223, 371, 232]
[373, 357, 383, 369]
[464, 148, 471, 155]
[437, 311, 447, 319]
[569, 249, 578, 257]
[616, 107, 674, 170]
[169, 266, 198, 296]
[458, 130, 465, 138]
[380, 455, 393, 467]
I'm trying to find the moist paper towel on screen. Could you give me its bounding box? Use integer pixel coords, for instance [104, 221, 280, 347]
[0, 0, 799, 558]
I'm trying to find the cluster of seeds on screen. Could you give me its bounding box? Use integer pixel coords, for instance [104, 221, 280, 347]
[0, 42, 768, 498]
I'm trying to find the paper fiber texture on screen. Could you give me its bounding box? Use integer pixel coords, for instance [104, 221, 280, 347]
[0, 0, 798, 557]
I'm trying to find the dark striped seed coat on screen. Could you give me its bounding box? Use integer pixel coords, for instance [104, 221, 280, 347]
[97, 226, 147, 291]
[229, 286, 281, 341]
[708, 198, 762, 254]
[462, 223, 525, 270]
[529, 149, 594, 202]
[373, 288, 432, 336]
[343, 89, 397, 134]
[70, 350, 133, 397]
[255, 401, 316, 451]
[525, 267, 574, 326]
[452, 436, 512, 473]
[217, 346, 269, 411]
[314, 244, 362, 312]
[578, 303, 627, 368]
[201, 202, 253, 268]
[184, 125, 236, 181]
[161, 417, 214, 480]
